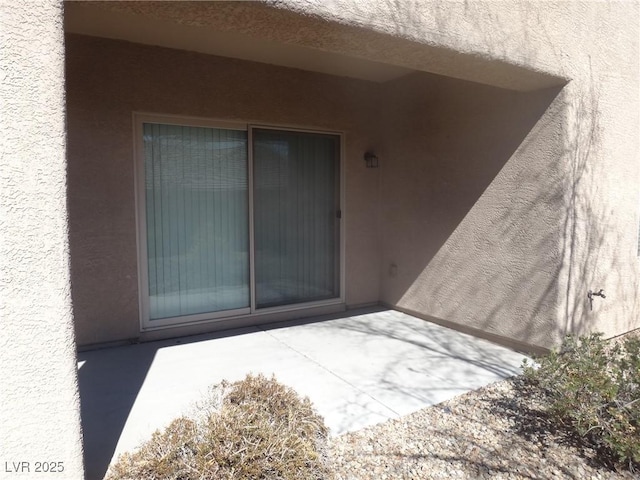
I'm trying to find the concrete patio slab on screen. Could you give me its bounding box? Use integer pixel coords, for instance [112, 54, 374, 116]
[77, 308, 528, 480]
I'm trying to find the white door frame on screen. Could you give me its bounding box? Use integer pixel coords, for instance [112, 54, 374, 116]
[133, 112, 345, 332]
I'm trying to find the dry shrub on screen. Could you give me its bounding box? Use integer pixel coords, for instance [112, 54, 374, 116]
[523, 333, 640, 472]
[106, 374, 331, 480]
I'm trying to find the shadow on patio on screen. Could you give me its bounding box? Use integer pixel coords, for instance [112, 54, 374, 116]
[77, 307, 527, 480]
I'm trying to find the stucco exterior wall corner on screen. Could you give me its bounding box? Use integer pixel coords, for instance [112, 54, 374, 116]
[0, 1, 84, 478]
[554, 21, 640, 342]
[62, 0, 639, 350]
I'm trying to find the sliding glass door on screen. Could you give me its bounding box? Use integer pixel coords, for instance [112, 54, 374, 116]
[143, 123, 250, 320]
[138, 116, 341, 327]
[253, 128, 340, 309]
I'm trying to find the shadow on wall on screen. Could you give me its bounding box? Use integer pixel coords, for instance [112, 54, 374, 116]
[378, 63, 637, 350]
[377, 71, 567, 350]
[559, 59, 639, 339]
[371, 0, 639, 351]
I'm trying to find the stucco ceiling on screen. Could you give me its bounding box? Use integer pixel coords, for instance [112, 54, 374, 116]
[63, 2, 414, 83]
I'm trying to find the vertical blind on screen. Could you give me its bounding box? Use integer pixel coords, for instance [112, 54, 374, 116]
[144, 123, 249, 320]
[142, 122, 340, 322]
[253, 129, 340, 308]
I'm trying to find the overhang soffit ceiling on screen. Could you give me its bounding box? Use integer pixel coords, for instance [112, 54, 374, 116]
[63, 1, 564, 91]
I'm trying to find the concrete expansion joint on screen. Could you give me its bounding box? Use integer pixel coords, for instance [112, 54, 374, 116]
[261, 327, 402, 417]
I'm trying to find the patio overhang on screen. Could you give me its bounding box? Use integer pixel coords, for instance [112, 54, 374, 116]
[63, 1, 569, 352]
[64, 1, 565, 91]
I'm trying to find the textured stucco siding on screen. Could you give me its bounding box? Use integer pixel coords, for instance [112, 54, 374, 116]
[66, 35, 382, 346]
[263, 0, 640, 349]
[65, 1, 639, 351]
[0, 1, 84, 479]
[378, 74, 566, 349]
[83, 0, 566, 92]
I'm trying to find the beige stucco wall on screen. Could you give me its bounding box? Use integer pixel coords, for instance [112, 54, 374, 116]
[66, 34, 382, 346]
[75, 0, 565, 92]
[65, 1, 639, 351]
[0, 1, 84, 478]
[365, 1, 638, 350]
[268, 0, 639, 350]
[2, 3, 636, 480]
[255, 0, 638, 350]
[378, 73, 567, 349]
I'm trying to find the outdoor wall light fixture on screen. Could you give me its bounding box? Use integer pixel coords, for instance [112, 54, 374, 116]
[364, 151, 379, 168]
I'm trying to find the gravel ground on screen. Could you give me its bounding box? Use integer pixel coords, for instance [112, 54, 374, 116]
[328, 378, 637, 480]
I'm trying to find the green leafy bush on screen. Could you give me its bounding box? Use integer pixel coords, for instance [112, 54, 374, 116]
[106, 374, 331, 480]
[522, 333, 640, 471]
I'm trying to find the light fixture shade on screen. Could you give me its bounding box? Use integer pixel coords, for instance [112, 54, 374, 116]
[364, 151, 379, 168]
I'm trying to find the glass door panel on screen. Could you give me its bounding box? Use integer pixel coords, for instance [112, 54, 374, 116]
[253, 128, 340, 309]
[143, 123, 249, 320]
